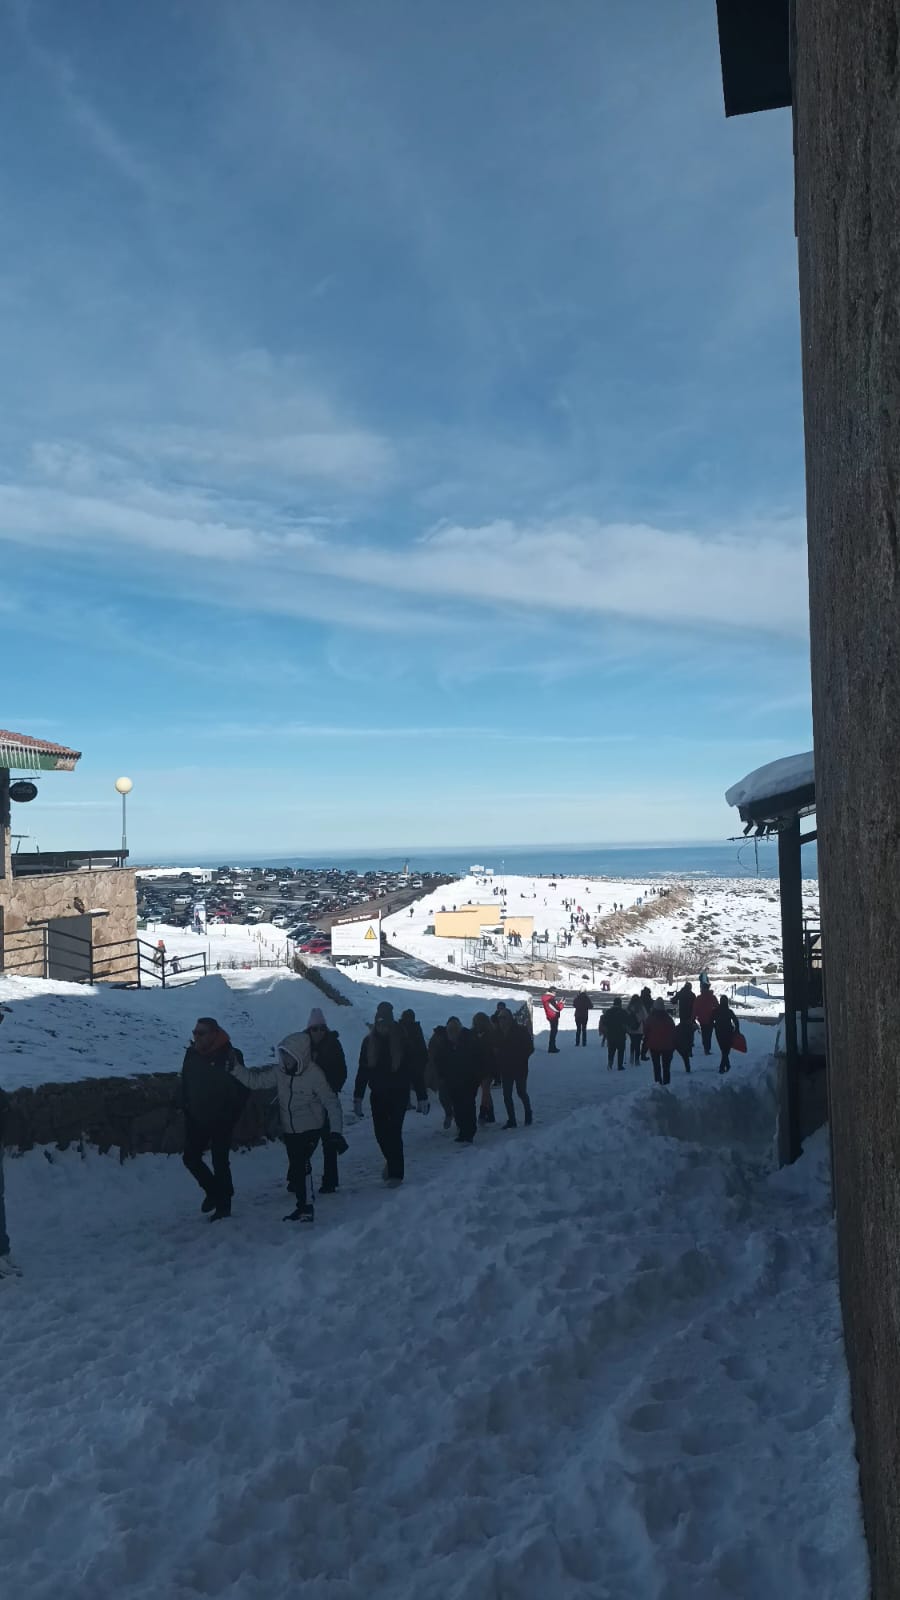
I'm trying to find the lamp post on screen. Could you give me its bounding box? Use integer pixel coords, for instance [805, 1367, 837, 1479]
[115, 776, 133, 859]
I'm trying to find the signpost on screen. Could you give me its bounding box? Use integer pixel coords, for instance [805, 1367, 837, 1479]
[330, 914, 383, 974]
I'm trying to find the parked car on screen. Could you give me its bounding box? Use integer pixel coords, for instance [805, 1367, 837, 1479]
[299, 936, 330, 954]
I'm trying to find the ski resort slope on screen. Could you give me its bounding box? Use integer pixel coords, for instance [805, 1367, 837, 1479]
[0, 1002, 867, 1599]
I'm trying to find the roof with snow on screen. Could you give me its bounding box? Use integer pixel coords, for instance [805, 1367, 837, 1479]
[0, 728, 82, 772]
[725, 751, 815, 830]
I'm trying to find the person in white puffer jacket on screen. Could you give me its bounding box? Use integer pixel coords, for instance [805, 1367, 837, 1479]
[229, 1030, 344, 1222]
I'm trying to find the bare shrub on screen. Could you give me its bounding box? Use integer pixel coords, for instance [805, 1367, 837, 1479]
[624, 937, 721, 980]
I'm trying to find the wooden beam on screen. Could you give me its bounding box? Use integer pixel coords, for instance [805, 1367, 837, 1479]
[778, 815, 804, 1163]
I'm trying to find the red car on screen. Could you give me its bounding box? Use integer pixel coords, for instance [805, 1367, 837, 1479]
[299, 936, 330, 954]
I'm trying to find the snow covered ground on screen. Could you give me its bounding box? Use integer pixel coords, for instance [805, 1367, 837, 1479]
[142, 917, 293, 972]
[384, 873, 820, 1002]
[0, 962, 866, 1598]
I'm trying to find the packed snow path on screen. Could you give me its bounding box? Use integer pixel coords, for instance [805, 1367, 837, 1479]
[1, 1032, 866, 1598]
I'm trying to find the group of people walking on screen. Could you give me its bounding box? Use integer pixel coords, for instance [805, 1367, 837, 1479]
[174, 996, 537, 1228]
[544, 980, 742, 1086]
[0, 972, 744, 1277]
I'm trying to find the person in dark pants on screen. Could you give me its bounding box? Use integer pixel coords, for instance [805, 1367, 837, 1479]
[305, 1007, 347, 1194]
[674, 1018, 694, 1073]
[471, 1012, 498, 1123]
[444, 1017, 480, 1143]
[626, 996, 645, 1065]
[573, 990, 592, 1047]
[692, 987, 719, 1055]
[603, 997, 628, 1071]
[714, 998, 740, 1074]
[229, 1030, 344, 1221]
[180, 1016, 250, 1221]
[399, 1008, 428, 1112]
[494, 1007, 534, 1128]
[642, 1000, 677, 1086]
[427, 1024, 455, 1128]
[541, 988, 564, 1052]
[671, 981, 695, 1028]
[354, 1001, 429, 1184]
[639, 987, 654, 1057]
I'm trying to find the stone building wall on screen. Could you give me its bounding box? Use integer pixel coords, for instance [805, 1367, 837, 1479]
[0, 867, 137, 979]
[794, 2, 900, 1592]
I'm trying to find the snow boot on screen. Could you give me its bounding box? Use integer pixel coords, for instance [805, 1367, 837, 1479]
[284, 1203, 314, 1222]
[209, 1202, 232, 1222]
[384, 1177, 403, 1189]
[201, 1194, 217, 1214]
[524, 1106, 533, 1127]
[319, 1182, 338, 1195]
[503, 1119, 517, 1130]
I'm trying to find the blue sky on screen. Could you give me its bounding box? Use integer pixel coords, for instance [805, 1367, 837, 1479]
[2, 0, 811, 858]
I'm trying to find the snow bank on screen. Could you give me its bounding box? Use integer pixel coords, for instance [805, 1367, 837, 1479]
[725, 751, 815, 812]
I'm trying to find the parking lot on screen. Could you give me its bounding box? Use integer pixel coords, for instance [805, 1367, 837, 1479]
[136, 864, 455, 951]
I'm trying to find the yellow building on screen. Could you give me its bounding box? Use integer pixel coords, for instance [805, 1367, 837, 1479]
[433, 906, 534, 941]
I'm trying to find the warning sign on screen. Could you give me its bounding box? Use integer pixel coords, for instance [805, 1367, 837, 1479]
[331, 918, 382, 957]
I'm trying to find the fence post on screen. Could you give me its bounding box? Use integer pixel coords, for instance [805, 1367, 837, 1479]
[161, 952, 167, 989]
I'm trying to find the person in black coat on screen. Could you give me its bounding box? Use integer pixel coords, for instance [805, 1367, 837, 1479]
[443, 1017, 481, 1144]
[471, 1012, 497, 1124]
[354, 1001, 429, 1183]
[573, 990, 593, 1048]
[714, 999, 740, 1074]
[494, 1008, 534, 1128]
[305, 1007, 347, 1194]
[427, 1024, 455, 1128]
[180, 1016, 250, 1220]
[602, 998, 629, 1071]
[671, 982, 695, 1026]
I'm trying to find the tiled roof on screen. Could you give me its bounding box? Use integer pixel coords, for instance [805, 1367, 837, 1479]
[0, 729, 82, 771]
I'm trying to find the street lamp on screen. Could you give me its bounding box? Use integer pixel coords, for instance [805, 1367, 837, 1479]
[115, 776, 133, 858]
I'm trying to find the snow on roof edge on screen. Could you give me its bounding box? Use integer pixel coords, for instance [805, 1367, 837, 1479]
[725, 751, 815, 812]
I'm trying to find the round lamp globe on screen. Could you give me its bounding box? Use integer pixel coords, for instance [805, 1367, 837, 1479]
[115, 776, 134, 796]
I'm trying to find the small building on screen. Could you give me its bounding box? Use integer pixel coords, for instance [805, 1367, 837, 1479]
[0, 728, 137, 983]
[434, 904, 502, 939]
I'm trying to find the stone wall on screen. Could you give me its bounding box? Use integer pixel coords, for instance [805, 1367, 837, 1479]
[3, 1073, 280, 1157]
[0, 867, 137, 979]
[794, 2, 900, 1592]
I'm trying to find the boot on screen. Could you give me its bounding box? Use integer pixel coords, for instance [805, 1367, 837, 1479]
[503, 1118, 517, 1130]
[284, 1203, 314, 1222]
[318, 1182, 338, 1195]
[201, 1194, 217, 1214]
[209, 1201, 232, 1222]
[523, 1104, 533, 1127]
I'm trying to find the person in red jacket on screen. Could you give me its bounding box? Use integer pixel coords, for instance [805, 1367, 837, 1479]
[692, 987, 719, 1055]
[642, 999, 677, 1086]
[541, 989, 564, 1053]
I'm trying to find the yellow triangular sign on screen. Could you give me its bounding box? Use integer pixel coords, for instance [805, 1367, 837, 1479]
[364, 925, 377, 940]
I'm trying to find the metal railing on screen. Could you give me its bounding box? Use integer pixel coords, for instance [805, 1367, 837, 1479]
[11, 848, 130, 877]
[0, 929, 207, 988]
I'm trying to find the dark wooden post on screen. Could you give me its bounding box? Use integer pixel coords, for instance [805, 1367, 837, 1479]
[778, 814, 804, 1163]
